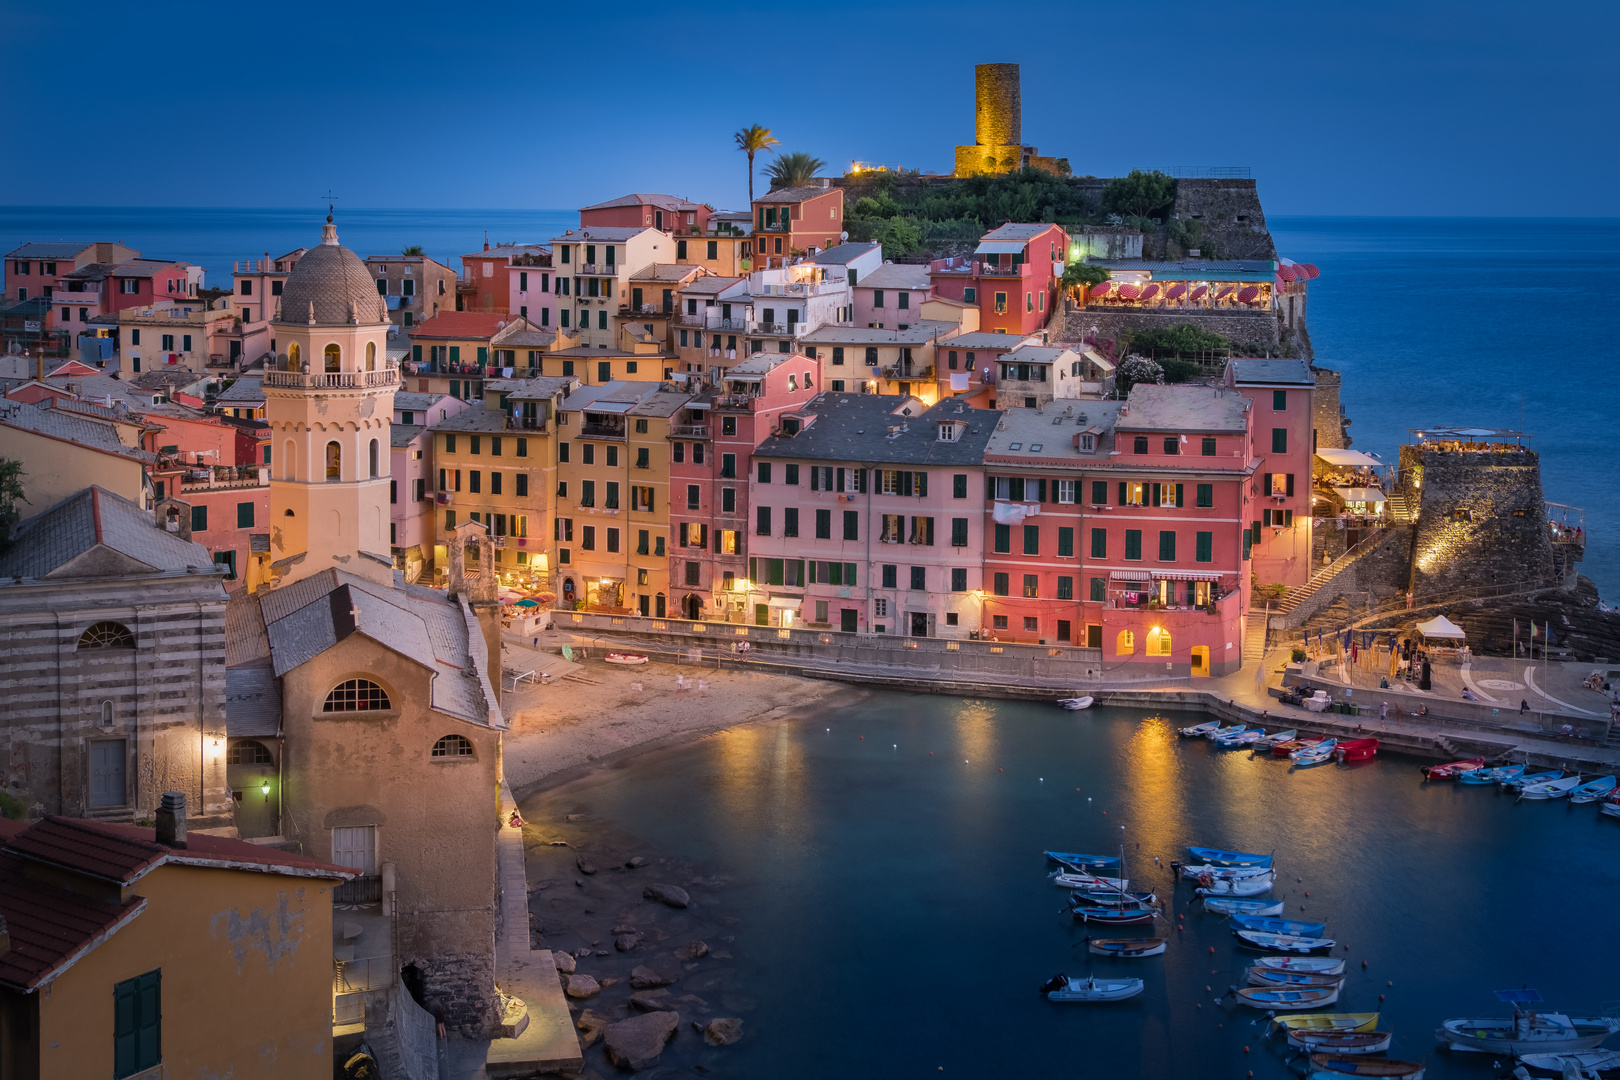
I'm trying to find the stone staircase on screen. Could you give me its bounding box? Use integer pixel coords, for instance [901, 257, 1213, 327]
[1275, 526, 1394, 625]
[1244, 606, 1272, 666]
[1386, 493, 1416, 523]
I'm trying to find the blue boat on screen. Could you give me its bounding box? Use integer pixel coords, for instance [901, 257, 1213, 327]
[1187, 846, 1273, 869]
[1044, 851, 1120, 869]
[1504, 769, 1562, 790]
[1231, 914, 1328, 937]
[1202, 897, 1286, 917]
[1460, 764, 1523, 785]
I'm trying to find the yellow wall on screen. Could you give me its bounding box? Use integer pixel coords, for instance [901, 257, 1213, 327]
[433, 429, 557, 586]
[0, 427, 145, 520]
[540, 352, 668, 386]
[38, 863, 334, 1079]
[676, 235, 750, 276]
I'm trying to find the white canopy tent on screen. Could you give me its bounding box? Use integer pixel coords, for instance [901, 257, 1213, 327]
[1315, 448, 1383, 469]
[1415, 615, 1467, 640]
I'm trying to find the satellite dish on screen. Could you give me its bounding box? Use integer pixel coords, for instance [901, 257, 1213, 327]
[840, 231, 849, 241]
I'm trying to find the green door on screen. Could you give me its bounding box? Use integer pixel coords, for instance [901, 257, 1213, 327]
[754, 604, 768, 626]
[840, 608, 858, 633]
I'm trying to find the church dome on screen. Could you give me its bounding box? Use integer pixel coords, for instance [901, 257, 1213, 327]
[275, 218, 387, 327]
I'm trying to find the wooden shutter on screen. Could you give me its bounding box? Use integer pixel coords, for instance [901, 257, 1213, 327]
[698, 524, 708, 548]
[1175, 483, 1184, 507]
[917, 472, 928, 497]
[1118, 482, 1127, 506]
[1286, 473, 1295, 496]
[901, 471, 913, 497]
[679, 523, 689, 547]
[924, 517, 935, 545]
[986, 474, 995, 499]
[1263, 473, 1273, 495]
[836, 468, 845, 493]
[1037, 478, 1048, 502]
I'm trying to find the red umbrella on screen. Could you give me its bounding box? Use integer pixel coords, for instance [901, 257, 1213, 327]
[1139, 283, 1161, 301]
[1300, 263, 1320, 279]
[1116, 282, 1141, 300]
[1214, 286, 1235, 300]
[1165, 283, 1188, 300]
[1189, 285, 1208, 301]
[1088, 281, 1113, 298]
[1238, 285, 1261, 303]
[1277, 264, 1297, 282]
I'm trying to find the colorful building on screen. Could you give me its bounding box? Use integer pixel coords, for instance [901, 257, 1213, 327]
[115, 301, 244, 374]
[928, 222, 1067, 336]
[750, 185, 846, 268]
[797, 321, 960, 402]
[392, 391, 471, 581]
[458, 242, 550, 313]
[406, 311, 549, 400]
[506, 249, 556, 328]
[1222, 358, 1316, 590]
[851, 261, 932, 328]
[365, 252, 457, 330]
[579, 193, 711, 235]
[232, 248, 306, 361]
[550, 227, 674, 348]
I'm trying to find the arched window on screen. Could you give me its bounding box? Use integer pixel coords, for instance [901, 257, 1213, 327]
[366, 341, 376, 371]
[283, 439, 296, 481]
[369, 439, 380, 478]
[1115, 629, 1134, 655]
[324, 344, 341, 373]
[79, 621, 135, 649]
[322, 679, 390, 712]
[99, 700, 114, 725]
[431, 734, 475, 758]
[287, 342, 301, 370]
[227, 739, 274, 765]
[326, 441, 341, 481]
[1147, 627, 1172, 657]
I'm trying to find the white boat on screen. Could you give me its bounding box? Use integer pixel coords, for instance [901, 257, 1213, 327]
[1050, 870, 1129, 890]
[1512, 1049, 1620, 1079]
[1179, 721, 1221, 737]
[1087, 937, 1167, 958]
[1603, 796, 1620, 819]
[1041, 974, 1144, 1002]
[1255, 729, 1299, 748]
[1234, 984, 1342, 1010]
[1180, 863, 1275, 881]
[1437, 991, 1620, 1053]
[1235, 929, 1336, 953]
[1569, 776, 1618, 803]
[602, 651, 649, 666]
[1196, 872, 1274, 897]
[1285, 1028, 1393, 1055]
[1058, 696, 1095, 710]
[1203, 897, 1286, 917]
[1214, 728, 1267, 747]
[1518, 775, 1582, 800]
[1255, 956, 1347, 975]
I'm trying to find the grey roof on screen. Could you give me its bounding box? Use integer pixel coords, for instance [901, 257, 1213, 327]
[392, 392, 450, 412]
[725, 354, 791, 376]
[490, 319, 556, 348]
[1002, 344, 1078, 366]
[224, 665, 281, 738]
[131, 370, 207, 391]
[215, 376, 264, 404]
[1115, 384, 1250, 434]
[854, 263, 932, 290]
[939, 332, 1035, 351]
[391, 423, 425, 447]
[627, 387, 694, 417]
[560, 381, 667, 413]
[758, 186, 837, 204]
[274, 224, 388, 327]
[679, 275, 742, 296]
[580, 193, 706, 213]
[797, 320, 956, 347]
[982, 222, 1059, 242]
[808, 242, 879, 266]
[551, 227, 655, 244]
[0, 400, 151, 462]
[0, 486, 219, 580]
[486, 375, 578, 401]
[6, 241, 95, 259]
[462, 244, 549, 260]
[754, 394, 997, 465]
[629, 264, 703, 283]
[1090, 258, 1274, 273]
[1225, 358, 1314, 386]
[430, 405, 510, 432]
[982, 403, 1123, 464]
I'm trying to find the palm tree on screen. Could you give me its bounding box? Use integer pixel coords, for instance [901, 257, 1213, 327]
[765, 152, 826, 192]
[734, 125, 779, 204]
[402, 245, 424, 256]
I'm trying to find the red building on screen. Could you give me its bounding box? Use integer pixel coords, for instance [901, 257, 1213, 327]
[929, 222, 1067, 336]
[750, 186, 845, 268]
[459, 243, 550, 313]
[579, 193, 711, 235]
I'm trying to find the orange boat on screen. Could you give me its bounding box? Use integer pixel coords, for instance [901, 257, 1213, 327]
[1272, 736, 1326, 757]
[1335, 738, 1379, 762]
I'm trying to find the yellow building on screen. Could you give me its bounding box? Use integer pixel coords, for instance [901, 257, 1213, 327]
[554, 381, 691, 615]
[405, 311, 568, 401]
[0, 398, 151, 516]
[674, 218, 753, 276]
[539, 330, 673, 386]
[0, 808, 349, 1080]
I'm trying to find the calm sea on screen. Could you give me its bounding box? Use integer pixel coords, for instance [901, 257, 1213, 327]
[530, 696, 1620, 1078]
[2, 208, 1612, 597]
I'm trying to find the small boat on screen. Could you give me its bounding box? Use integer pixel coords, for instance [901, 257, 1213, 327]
[1336, 737, 1380, 762]
[1285, 1029, 1393, 1054]
[1057, 696, 1094, 710]
[1197, 873, 1275, 897]
[1179, 721, 1222, 737]
[1512, 1049, 1620, 1079]
[1072, 905, 1158, 925]
[1255, 728, 1299, 748]
[1248, 967, 1344, 989]
[1203, 897, 1285, 917]
[1271, 1012, 1381, 1033]
[1072, 890, 1157, 907]
[1603, 795, 1620, 819]
[1234, 985, 1341, 1010]
[1293, 739, 1339, 766]
[1436, 989, 1620, 1053]
[1421, 757, 1485, 780]
[1086, 937, 1166, 958]
[1213, 728, 1267, 748]
[1255, 956, 1347, 975]
[1187, 846, 1273, 868]
[1505, 769, 1564, 790]
[1274, 736, 1327, 756]
[1459, 763, 1523, 785]
[1044, 851, 1120, 869]
[1181, 862, 1274, 880]
[1051, 871, 1130, 891]
[1232, 914, 1327, 937]
[603, 652, 649, 666]
[1204, 724, 1248, 739]
[1569, 776, 1618, 803]
[1310, 1053, 1427, 1078]
[1519, 775, 1582, 800]
[1234, 929, 1336, 954]
[1041, 974, 1144, 1002]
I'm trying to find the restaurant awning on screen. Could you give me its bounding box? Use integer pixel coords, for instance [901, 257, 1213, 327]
[1154, 571, 1223, 582]
[975, 241, 1027, 255]
[1315, 448, 1382, 468]
[1335, 487, 1385, 503]
[1415, 616, 1466, 639]
[767, 595, 802, 608]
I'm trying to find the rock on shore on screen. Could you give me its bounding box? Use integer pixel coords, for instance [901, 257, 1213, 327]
[552, 950, 576, 974]
[643, 883, 690, 908]
[704, 1017, 744, 1046]
[562, 973, 599, 999]
[604, 1010, 680, 1070]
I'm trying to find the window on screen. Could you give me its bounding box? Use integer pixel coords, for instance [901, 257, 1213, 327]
[756, 506, 771, 535]
[1273, 389, 1287, 411]
[992, 615, 1008, 629]
[880, 514, 904, 543]
[1090, 577, 1106, 602]
[832, 346, 845, 366]
[948, 567, 968, 592]
[607, 527, 620, 553]
[882, 564, 897, 588]
[1202, 437, 1217, 457]
[580, 480, 595, 507]
[1022, 574, 1039, 598]
[1023, 525, 1040, 556]
[874, 598, 889, 618]
[190, 505, 208, 532]
[1057, 527, 1074, 558]
[843, 511, 859, 540]
[1133, 436, 1149, 454]
[1116, 630, 1135, 655]
[1272, 428, 1288, 454]
[1124, 530, 1142, 561]
[910, 566, 926, 590]
[687, 484, 701, 510]
[816, 508, 831, 538]
[1159, 531, 1176, 561]
[865, 347, 878, 366]
[785, 464, 799, 485]
[1149, 627, 1172, 656]
[993, 524, 1010, 553]
[469, 471, 482, 494]
[605, 481, 619, 509]
[1196, 531, 1213, 563]
[721, 487, 736, 513]
[685, 561, 701, 586]
[721, 453, 736, 478]
[994, 291, 1007, 313]
[432, 734, 475, 758]
[784, 507, 799, 537]
[721, 416, 737, 436]
[992, 572, 1009, 596]
[951, 517, 969, 547]
[1091, 481, 1108, 505]
[516, 474, 529, 497]
[113, 969, 162, 1078]
[227, 740, 273, 765]
[323, 678, 390, 712]
[78, 621, 135, 649]
[758, 461, 772, 483]
[325, 441, 341, 481]
[1196, 483, 1213, 508]
[952, 473, 969, 500]
[1164, 437, 1180, 455]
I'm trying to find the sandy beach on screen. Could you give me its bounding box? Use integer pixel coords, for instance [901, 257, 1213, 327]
[498, 633, 851, 797]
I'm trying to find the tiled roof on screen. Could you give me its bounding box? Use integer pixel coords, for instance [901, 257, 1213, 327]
[409, 312, 514, 340]
[579, 193, 706, 213]
[551, 227, 655, 243]
[854, 263, 931, 289]
[223, 588, 271, 667]
[796, 320, 957, 346]
[757, 186, 839, 205]
[1115, 384, 1250, 434]
[462, 244, 549, 260]
[6, 241, 96, 259]
[981, 222, 1060, 242]
[490, 318, 555, 348]
[430, 406, 510, 432]
[1225, 358, 1314, 386]
[982, 403, 1123, 464]
[808, 242, 879, 266]
[486, 375, 578, 401]
[939, 332, 1037, 351]
[754, 394, 998, 465]
[390, 423, 425, 447]
[0, 856, 145, 991]
[393, 391, 451, 412]
[629, 264, 703, 283]
[0, 399, 151, 462]
[215, 376, 264, 404]
[678, 276, 743, 296]
[224, 664, 282, 738]
[0, 486, 218, 581]
[275, 228, 388, 327]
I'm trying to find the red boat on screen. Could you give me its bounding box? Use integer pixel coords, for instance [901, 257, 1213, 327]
[1420, 757, 1484, 780]
[1335, 738, 1379, 762]
[1272, 736, 1326, 757]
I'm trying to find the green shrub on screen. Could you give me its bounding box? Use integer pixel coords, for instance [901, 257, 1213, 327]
[0, 790, 26, 820]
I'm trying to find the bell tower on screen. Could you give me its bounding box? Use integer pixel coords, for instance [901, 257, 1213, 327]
[263, 213, 397, 587]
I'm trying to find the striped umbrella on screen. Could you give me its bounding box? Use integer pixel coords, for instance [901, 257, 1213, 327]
[1089, 281, 1113, 299]
[1189, 284, 1209, 301]
[1139, 282, 1161, 301]
[1165, 283, 1188, 300]
[1116, 282, 1141, 300]
[1300, 264, 1321, 279]
[1277, 264, 1298, 282]
[1237, 285, 1261, 303]
[1214, 286, 1235, 300]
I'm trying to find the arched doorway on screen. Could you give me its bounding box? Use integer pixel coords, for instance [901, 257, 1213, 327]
[683, 594, 703, 620]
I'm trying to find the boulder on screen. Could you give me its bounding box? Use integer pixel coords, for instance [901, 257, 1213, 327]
[576, 1009, 608, 1048]
[629, 964, 676, 990]
[599, 977, 621, 989]
[704, 1018, 744, 1046]
[674, 941, 709, 960]
[573, 947, 592, 959]
[576, 855, 598, 875]
[625, 856, 649, 869]
[603, 1011, 680, 1071]
[643, 884, 690, 909]
[614, 933, 642, 953]
[612, 925, 638, 935]
[563, 973, 599, 1000]
[564, 813, 586, 822]
[629, 989, 672, 1012]
[552, 950, 577, 974]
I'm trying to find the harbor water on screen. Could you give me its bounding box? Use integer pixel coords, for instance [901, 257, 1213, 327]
[529, 693, 1620, 1078]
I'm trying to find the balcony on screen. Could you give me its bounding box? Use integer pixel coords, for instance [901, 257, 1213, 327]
[578, 264, 617, 276]
[978, 262, 1026, 277]
[263, 367, 398, 389]
[758, 218, 792, 233]
[621, 304, 673, 317]
[671, 423, 709, 439]
[752, 321, 798, 336]
[507, 415, 549, 432]
[676, 313, 705, 326]
[881, 365, 934, 381]
[579, 422, 626, 440]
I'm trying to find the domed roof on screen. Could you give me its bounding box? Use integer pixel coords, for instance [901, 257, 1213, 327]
[274, 219, 387, 327]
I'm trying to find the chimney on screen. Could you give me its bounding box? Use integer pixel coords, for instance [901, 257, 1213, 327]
[155, 791, 187, 848]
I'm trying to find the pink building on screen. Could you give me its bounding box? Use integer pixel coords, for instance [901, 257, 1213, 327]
[507, 252, 556, 328]
[929, 222, 1067, 336]
[667, 353, 820, 622]
[579, 193, 711, 235]
[391, 391, 470, 581]
[1222, 358, 1316, 590]
[850, 262, 932, 328]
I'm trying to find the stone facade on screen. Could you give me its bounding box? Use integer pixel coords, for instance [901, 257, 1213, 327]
[1400, 446, 1555, 597]
[1283, 524, 1414, 628]
[953, 63, 1069, 177]
[1311, 366, 1349, 449]
[1061, 308, 1285, 358]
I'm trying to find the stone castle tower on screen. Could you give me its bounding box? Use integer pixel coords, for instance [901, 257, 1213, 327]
[263, 214, 397, 588]
[954, 63, 1070, 177]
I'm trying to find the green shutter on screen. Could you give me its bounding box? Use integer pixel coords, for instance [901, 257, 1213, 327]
[1159, 531, 1175, 561]
[917, 472, 928, 497]
[1125, 530, 1141, 560]
[1118, 482, 1127, 506]
[1175, 483, 1184, 507]
[844, 562, 857, 586]
[412, 344, 422, 363]
[477, 346, 488, 365]
[1058, 527, 1074, 558]
[450, 345, 460, 362]
[1196, 531, 1213, 563]
[114, 969, 161, 1078]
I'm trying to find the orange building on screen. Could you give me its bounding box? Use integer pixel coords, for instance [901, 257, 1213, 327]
[751, 185, 846, 268]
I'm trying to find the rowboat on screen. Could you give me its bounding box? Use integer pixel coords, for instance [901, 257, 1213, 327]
[1255, 956, 1347, 976]
[1041, 974, 1144, 1002]
[1603, 795, 1620, 818]
[1270, 1012, 1381, 1033]
[1234, 929, 1336, 954]
[1293, 740, 1339, 766]
[603, 652, 648, 666]
[1232, 914, 1327, 937]
[1051, 871, 1130, 890]
[1436, 989, 1620, 1053]
[1197, 873, 1275, 897]
[1179, 721, 1222, 737]
[1072, 905, 1158, 925]
[1057, 696, 1094, 710]
[1569, 776, 1618, 803]
[1187, 846, 1273, 868]
[1310, 1053, 1427, 1078]
[1285, 1029, 1392, 1054]
[1421, 757, 1484, 780]
[1459, 764, 1522, 785]
[1086, 937, 1167, 958]
[1255, 728, 1298, 748]
[1518, 775, 1582, 800]
[1274, 736, 1327, 757]
[1248, 967, 1344, 989]
[1203, 897, 1286, 917]
[1505, 769, 1564, 790]
[1204, 724, 1248, 739]
[1044, 851, 1120, 869]
[1234, 985, 1341, 1010]
[1072, 890, 1157, 907]
[1512, 1050, 1620, 1079]
[1336, 737, 1380, 762]
[1181, 863, 1274, 880]
[1213, 729, 1267, 748]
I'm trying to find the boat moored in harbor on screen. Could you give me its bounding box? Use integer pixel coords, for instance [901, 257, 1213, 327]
[1435, 990, 1620, 1053]
[1041, 974, 1144, 1002]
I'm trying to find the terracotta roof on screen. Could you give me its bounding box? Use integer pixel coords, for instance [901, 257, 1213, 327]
[409, 312, 513, 340]
[0, 856, 147, 991]
[579, 193, 706, 213]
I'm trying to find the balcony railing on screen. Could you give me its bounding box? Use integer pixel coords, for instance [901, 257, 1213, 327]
[621, 304, 672, 316]
[752, 322, 797, 336]
[578, 264, 617, 276]
[264, 367, 398, 389]
[881, 365, 935, 380]
[758, 218, 792, 232]
[978, 262, 1026, 276]
[580, 423, 626, 440]
[671, 423, 709, 439]
[507, 415, 548, 432]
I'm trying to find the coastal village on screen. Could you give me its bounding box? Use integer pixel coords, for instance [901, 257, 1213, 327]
[0, 62, 1618, 1080]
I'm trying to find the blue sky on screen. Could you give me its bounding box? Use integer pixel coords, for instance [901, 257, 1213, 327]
[3, 0, 1615, 215]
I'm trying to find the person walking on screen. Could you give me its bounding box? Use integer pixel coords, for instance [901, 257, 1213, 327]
[1380, 701, 1388, 725]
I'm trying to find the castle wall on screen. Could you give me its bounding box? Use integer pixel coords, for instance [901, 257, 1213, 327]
[1403, 446, 1555, 597]
[1311, 366, 1348, 450]
[974, 64, 1020, 147]
[1061, 308, 1284, 357]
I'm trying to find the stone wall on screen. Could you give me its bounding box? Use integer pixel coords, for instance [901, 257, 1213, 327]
[1172, 179, 1276, 260]
[1311, 366, 1348, 449]
[363, 981, 439, 1080]
[1281, 525, 1414, 628]
[1061, 307, 1284, 357]
[1402, 446, 1555, 597]
[974, 64, 1021, 146]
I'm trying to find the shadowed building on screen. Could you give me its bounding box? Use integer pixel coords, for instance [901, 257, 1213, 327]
[953, 64, 1070, 178]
